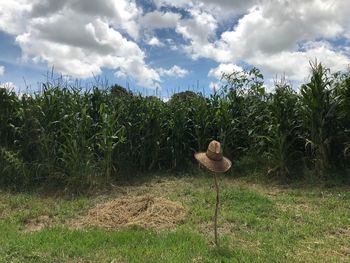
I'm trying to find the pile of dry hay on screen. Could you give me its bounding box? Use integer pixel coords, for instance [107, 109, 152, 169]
[72, 195, 186, 230]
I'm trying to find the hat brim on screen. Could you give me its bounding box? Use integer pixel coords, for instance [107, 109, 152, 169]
[194, 152, 232, 173]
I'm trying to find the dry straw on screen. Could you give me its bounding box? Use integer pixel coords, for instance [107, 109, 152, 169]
[72, 195, 186, 230]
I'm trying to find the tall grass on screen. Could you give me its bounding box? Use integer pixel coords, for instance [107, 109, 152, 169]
[0, 62, 349, 190]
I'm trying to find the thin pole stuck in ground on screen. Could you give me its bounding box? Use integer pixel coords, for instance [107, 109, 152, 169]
[213, 172, 220, 246]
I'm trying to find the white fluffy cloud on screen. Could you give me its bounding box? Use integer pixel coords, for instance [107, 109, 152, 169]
[153, 0, 190, 8]
[0, 0, 32, 35]
[0, 65, 4, 75]
[175, 8, 220, 61]
[15, 16, 159, 87]
[208, 63, 243, 80]
[200, 0, 256, 12]
[215, 1, 348, 60]
[0, 0, 164, 88]
[176, 9, 217, 45]
[248, 42, 350, 81]
[141, 11, 181, 30]
[153, 0, 257, 16]
[148, 37, 164, 46]
[157, 65, 189, 78]
[30, 0, 141, 39]
[176, 0, 350, 82]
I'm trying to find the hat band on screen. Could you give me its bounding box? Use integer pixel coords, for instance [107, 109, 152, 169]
[206, 149, 223, 161]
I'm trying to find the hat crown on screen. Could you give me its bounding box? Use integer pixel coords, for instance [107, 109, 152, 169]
[206, 140, 223, 161]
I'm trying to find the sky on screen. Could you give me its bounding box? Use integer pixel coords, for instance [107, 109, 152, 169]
[0, 0, 350, 98]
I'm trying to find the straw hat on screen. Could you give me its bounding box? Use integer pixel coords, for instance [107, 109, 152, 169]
[194, 140, 232, 173]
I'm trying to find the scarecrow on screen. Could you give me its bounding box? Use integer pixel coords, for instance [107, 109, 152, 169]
[195, 140, 232, 246]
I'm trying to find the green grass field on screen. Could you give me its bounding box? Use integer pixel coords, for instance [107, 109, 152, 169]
[1, 174, 350, 262]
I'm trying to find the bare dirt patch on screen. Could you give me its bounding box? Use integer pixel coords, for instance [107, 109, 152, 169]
[276, 202, 314, 213]
[22, 215, 52, 233]
[328, 227, 350, 237]
[71, 195, 186, 230]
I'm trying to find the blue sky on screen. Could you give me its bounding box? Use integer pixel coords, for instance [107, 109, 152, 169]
[0, 0, 349, 98]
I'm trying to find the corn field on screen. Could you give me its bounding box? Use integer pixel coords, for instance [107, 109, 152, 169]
[0, 62, 349, 190]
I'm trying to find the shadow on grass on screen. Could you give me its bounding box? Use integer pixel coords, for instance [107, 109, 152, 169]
[210, 245, 235, 259]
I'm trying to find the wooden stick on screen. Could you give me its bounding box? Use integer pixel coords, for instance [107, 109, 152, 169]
[213, 172, 220, 247]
